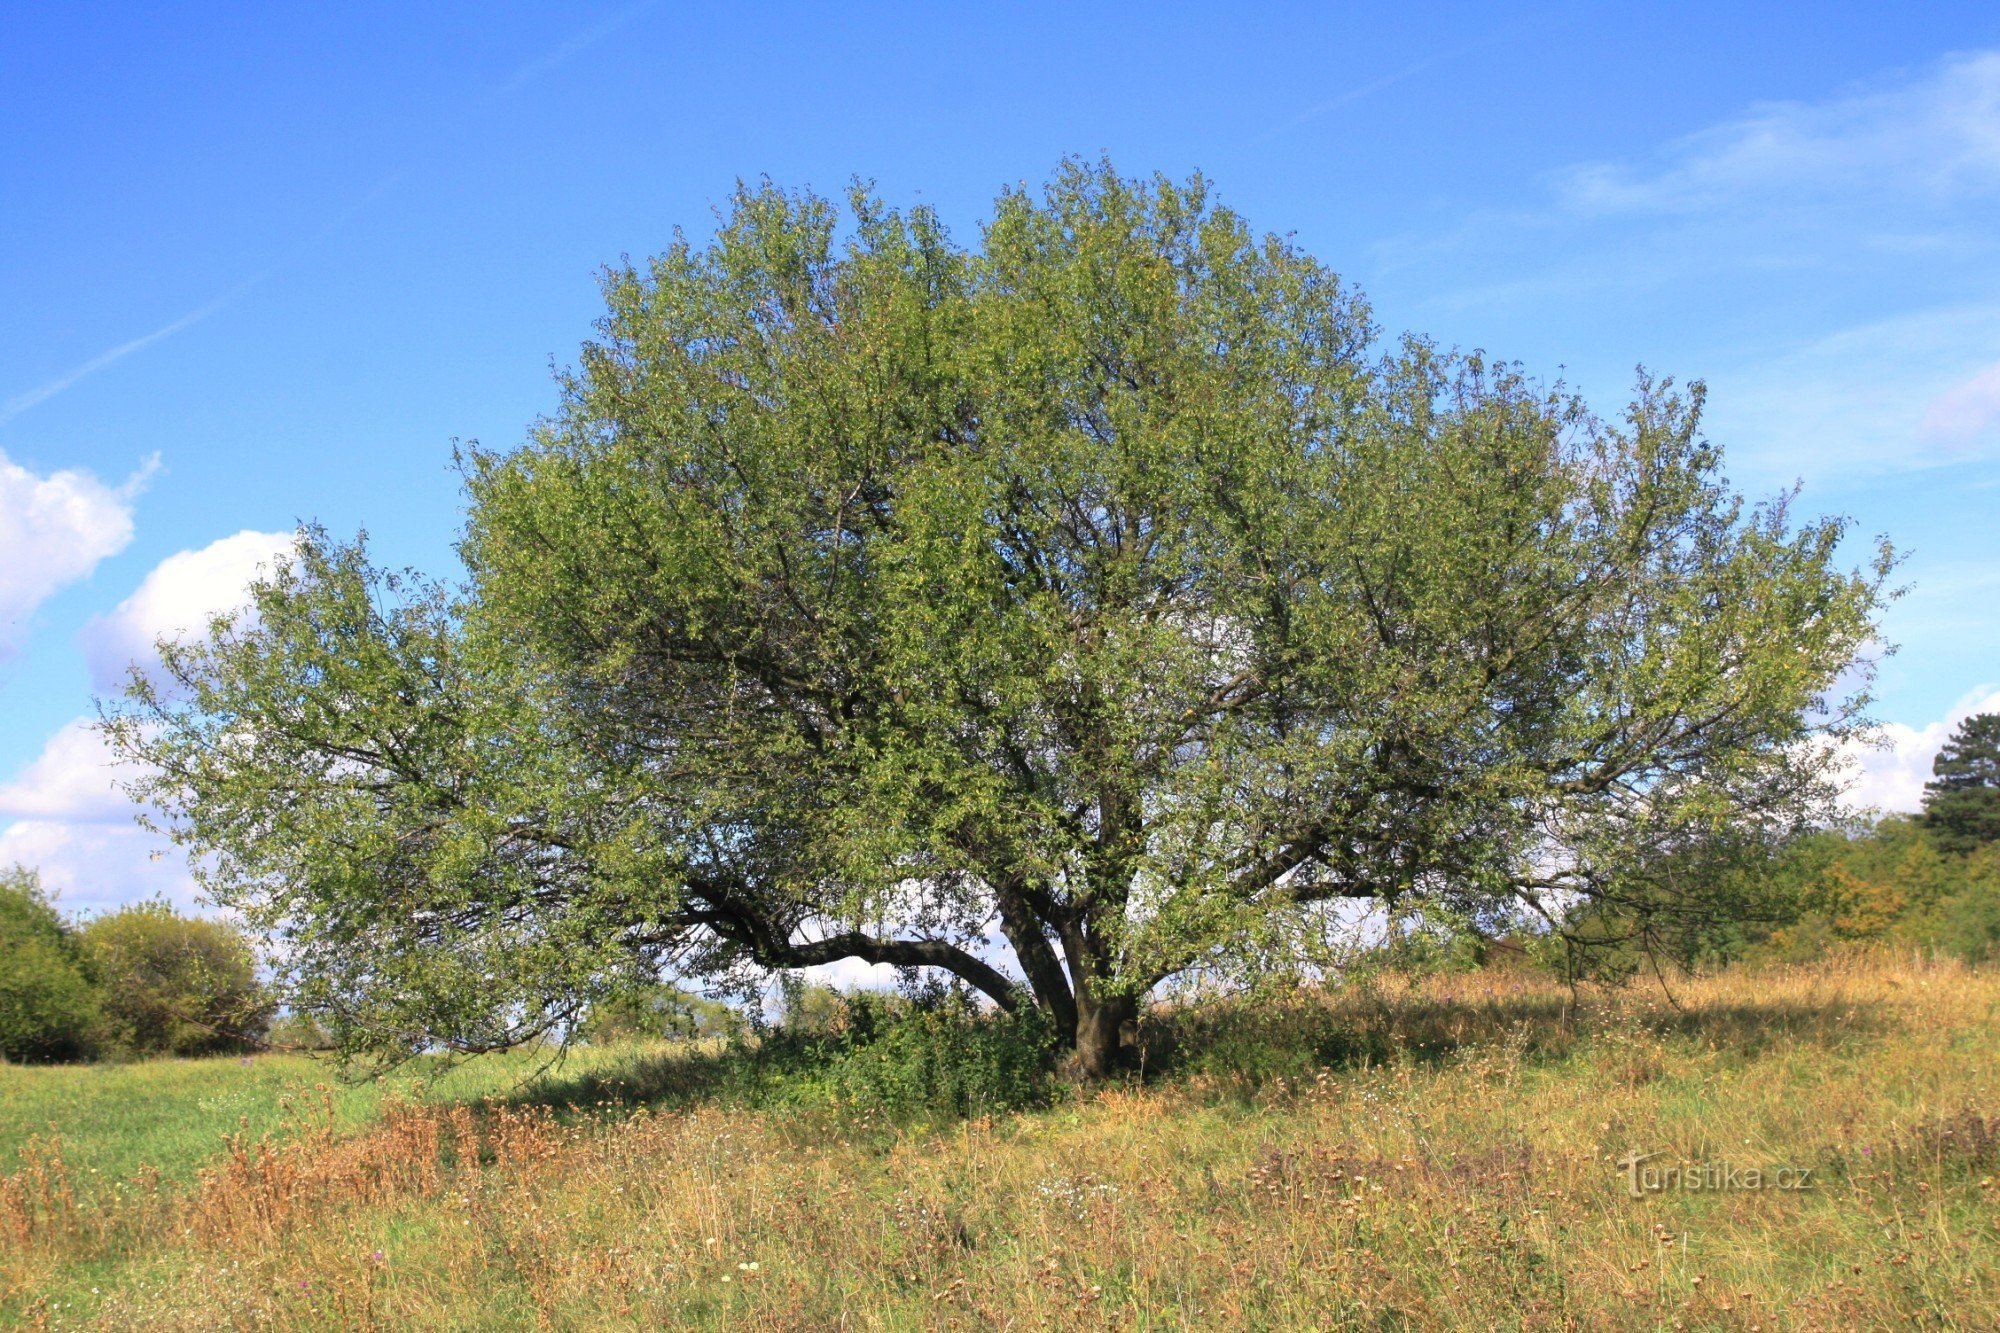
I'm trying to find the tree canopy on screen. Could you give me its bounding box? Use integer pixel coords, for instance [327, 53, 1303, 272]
[0, 866, 100, 1064]
[108, 161, 1892, 1077]
[82, 901, 274, 1057]
[1923, 712, 2000, 855]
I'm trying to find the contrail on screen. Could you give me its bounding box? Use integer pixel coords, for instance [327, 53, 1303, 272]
[0, 279, 260, 426]
[0, 2, 657, 429]
[490, 1, 655, 100]
[1252, 29, 1524, 147]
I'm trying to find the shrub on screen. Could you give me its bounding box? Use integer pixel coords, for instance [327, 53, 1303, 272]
[749, 982, 1056, 1120]
[264, 1011, 340, 1051]
[81, 901, 273, 1057]
[0, 866, 101, 1062]
[1925, 874, 2000, 963]
[578, 982, 740, 1044]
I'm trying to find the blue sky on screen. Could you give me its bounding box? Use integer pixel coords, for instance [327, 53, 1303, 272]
[4, 2, 1999, 914]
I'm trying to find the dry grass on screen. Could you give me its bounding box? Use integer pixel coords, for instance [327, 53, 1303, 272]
[6, 950, 1999, 1329]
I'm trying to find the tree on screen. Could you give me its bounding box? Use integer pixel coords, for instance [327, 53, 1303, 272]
[81, 902, 273, 1057]
[107, 161, 1892, 1078]
[1922, 712, 2000, 854]
[0, 866, 100, 1063]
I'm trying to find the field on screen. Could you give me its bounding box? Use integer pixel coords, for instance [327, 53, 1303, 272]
[4, 952, 1997, 1330]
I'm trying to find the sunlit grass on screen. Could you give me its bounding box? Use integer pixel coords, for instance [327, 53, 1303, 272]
[0, 1039, 678, 1188]
[6, 951, 1998, 1329]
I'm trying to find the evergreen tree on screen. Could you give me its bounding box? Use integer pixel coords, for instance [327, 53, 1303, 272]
[1923, 712, 2000, 854]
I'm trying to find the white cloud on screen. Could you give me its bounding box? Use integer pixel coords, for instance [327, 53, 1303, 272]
[0, 717, 134, 824]
[0, 448, 155, 660]
[800, 957, 903, 990]
[79, 528, 294, 693]
[1556, 51, 2000, 218]
[0, 717, 198, 918]
[0, 818, 199, 918]
[2, 532, 292, 917]
[1839, 684, 2000, 814]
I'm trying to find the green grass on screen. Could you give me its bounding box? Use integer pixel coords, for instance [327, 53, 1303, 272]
[0, 1041, 666, 1189]
[6, 953, 1999, 1329]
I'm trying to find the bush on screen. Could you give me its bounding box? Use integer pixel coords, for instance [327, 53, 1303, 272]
[264, 1011, 340, 1051]
[1925, 875, 2000, 963]
[81, 901, 273, 1057]
[578, 982, 740, 1044]
[748, 981, 1056, 1120]
[0, 866, 100, 1062]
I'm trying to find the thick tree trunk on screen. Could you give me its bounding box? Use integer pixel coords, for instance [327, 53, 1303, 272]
[1068, 990, 1137, 1082]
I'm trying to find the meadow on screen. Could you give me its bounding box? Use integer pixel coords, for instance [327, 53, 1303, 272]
[4, 950, 1997, 1330]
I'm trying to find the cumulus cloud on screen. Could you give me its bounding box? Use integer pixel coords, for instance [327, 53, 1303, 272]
[0, 817, 200, 918]
[2, 531, 293, 916]
[79, 528, 294, 693]
[0, 448, 155, 660]
[0, 717, 134, 824]
[1839, 685, 2000, 815]
[0, 717, 199, 917]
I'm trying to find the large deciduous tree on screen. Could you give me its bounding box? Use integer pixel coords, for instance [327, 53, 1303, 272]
[108, 161, 1892, 1077]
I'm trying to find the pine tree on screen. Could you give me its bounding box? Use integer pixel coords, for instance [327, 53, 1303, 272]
[1922, 712, 2000, 854]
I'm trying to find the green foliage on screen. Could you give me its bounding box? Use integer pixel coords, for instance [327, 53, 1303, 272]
[109, 159, 1892, 1079]
[1929, 875, 2000, 964]
[1757, 818, 2000, 964]
[264, 1011, 339, 1051]
[0, 866, 100, 1063]
[1153, 988, 1397, 1085]
[746, 983, 1056, 1120]
[1553, 816, 2000, 972]
[578, 982, 739, 1044]
[81, 901, 274, 1058]
[1923, 712, 2000, 855]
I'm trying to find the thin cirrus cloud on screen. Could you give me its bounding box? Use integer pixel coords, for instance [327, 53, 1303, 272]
[0, 290, 251, 429]
[1389, 50, 2000, 484]
[1920, 358, 2000, 446]
[1701, 301, 2000, 480]
[1552, 50, 2000, 217]
[0, 447, 156, 661]
[0, 5, 656, 433]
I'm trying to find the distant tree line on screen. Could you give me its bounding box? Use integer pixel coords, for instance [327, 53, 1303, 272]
[0, 867, 273, 1064]
[1549, 712, 2000, 976]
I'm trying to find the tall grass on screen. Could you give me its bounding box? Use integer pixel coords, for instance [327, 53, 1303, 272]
[6, 949, 1998, 1329]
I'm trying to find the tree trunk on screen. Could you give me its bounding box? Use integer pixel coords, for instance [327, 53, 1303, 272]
[1069, 990, 1136, 1082]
